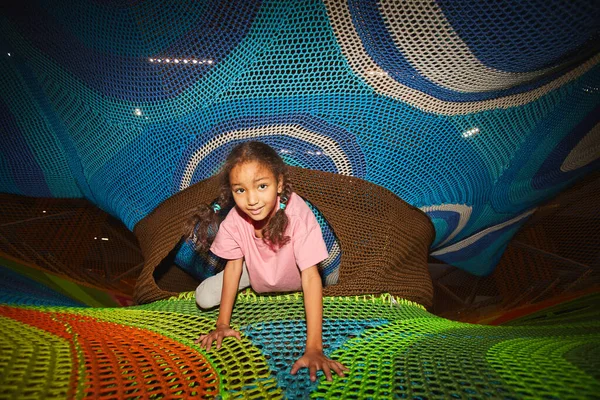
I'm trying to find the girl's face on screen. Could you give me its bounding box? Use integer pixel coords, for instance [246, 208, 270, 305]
[229, 161, 283, 228]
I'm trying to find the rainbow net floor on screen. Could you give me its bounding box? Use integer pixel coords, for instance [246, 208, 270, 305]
[1, 291, 599, 399]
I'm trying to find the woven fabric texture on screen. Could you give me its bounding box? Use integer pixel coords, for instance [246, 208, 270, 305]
[1, 292, 599, 399]
[1, 0, 598, 276]
[134, 167, 435, 307]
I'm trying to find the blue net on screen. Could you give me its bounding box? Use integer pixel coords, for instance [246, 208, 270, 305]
[0, 0, 598, 276]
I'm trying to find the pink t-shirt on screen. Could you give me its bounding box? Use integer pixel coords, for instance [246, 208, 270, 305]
[210, 192, 328, 293]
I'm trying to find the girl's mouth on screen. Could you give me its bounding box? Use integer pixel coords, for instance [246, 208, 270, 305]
[249, 206, 263, 215]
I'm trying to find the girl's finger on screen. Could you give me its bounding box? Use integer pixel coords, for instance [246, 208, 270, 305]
[331, 362, 346, 377]
[322, 364, 333, 381]
[216, 336, 223, 350]
[309, 365, 317, 382]
[290, 359, 303, 375]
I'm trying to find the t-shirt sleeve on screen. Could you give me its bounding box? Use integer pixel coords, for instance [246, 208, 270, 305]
[210, 219, 244, 260]
[293, 221, 329, 271]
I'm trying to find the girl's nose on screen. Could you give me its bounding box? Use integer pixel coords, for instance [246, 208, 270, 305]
[247, 192, 258, 205]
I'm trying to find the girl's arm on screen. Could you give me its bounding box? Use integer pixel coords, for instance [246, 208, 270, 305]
[195, 257, 244, 351]
[216, 257, 244, 327]
[291, 265, 348, 381]
[302, 265, 324, 352]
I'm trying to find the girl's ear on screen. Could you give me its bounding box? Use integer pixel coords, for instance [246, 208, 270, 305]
[277, 174, 283, 194]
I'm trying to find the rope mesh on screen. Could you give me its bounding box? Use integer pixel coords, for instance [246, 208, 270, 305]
[0, 0, 598, 275]
[132, 167, 435, 307]
[0, 193, 141, 297]
[0, 1, 599, 396]
[1, 293, 598, 399]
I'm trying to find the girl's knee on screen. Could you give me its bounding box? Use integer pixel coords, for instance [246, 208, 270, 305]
[195, 280, 220, 309]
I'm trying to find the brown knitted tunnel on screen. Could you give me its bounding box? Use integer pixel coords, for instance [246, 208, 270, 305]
[133, 167, 435, 308]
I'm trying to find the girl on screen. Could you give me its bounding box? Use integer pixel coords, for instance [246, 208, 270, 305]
[188, 141, 348, 382]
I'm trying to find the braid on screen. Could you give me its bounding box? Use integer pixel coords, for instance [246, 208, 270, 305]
[185, 173, 234, 253]
[279, 180, 293, 208]
[184, 204, 219, 253]
[263, 174, 293, 248]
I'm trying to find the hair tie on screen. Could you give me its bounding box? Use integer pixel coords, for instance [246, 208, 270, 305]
[279, 196, 288, 211]
[212, 203, 221, 213]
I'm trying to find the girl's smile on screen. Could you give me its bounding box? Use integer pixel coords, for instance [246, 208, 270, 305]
[248, 206, 264, 215]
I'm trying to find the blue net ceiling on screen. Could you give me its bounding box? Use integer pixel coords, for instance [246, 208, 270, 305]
[1, 0, 599, 276]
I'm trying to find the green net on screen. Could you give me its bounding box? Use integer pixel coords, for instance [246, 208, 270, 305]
[1, 292, 598, 399]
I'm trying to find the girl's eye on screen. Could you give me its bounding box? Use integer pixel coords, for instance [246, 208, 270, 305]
[258, 184, 267, 190]
[234, 188, 244, 194]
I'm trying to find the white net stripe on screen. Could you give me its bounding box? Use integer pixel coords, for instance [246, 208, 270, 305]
[324, 0, 600, 115]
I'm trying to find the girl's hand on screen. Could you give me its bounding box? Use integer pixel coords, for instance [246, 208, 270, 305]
[290, 349, 349, 382]
[194, 324, 241, 351]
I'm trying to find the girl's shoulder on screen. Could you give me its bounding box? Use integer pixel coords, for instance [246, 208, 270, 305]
[286, 192, 306, 213]
[286, 192, 317, 222]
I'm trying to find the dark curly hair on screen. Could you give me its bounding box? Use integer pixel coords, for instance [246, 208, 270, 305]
[186, 141, 292, 253]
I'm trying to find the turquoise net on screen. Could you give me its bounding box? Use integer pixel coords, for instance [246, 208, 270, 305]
[1, 0, 598, 276]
